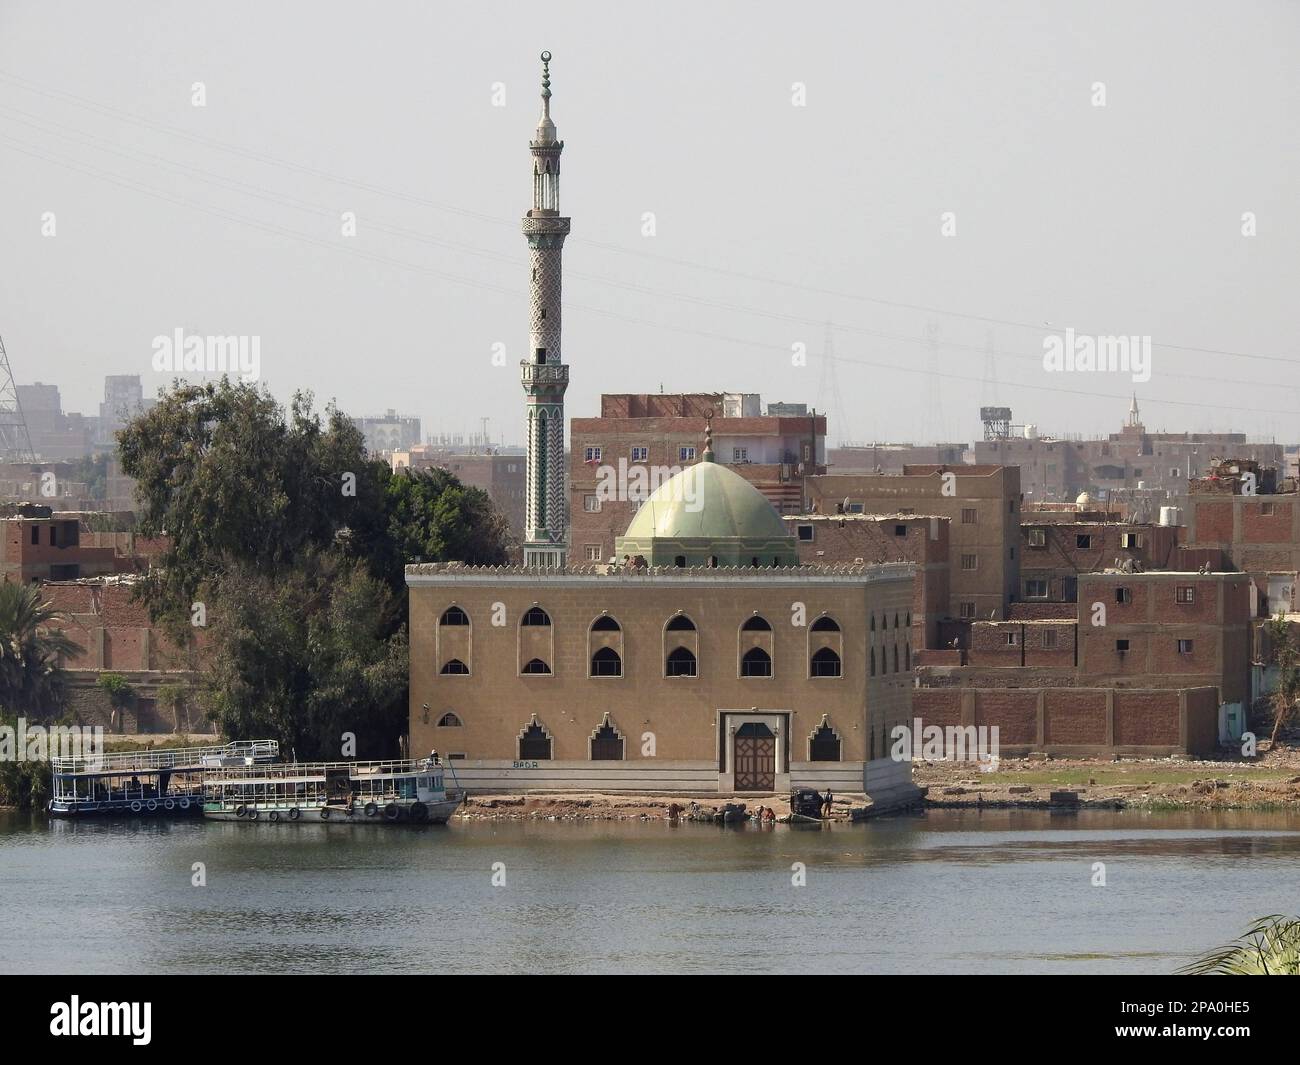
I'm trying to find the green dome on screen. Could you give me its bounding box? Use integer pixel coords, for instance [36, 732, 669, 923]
[615, 458, 799, 567]
[623, 461, 790, 540]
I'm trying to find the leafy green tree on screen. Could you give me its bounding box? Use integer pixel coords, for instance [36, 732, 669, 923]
[1181, 914, 1300, 975]
[117, 380, 511, 757]
[0, 583, 77, 718]
[202, 552, 408, 759]
[116, 379, 380, 635]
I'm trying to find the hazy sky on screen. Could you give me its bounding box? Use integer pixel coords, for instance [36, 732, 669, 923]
[1, 1, 1295, 447]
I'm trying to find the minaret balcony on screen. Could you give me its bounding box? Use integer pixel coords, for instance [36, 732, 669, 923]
[520, 362, 569, 386]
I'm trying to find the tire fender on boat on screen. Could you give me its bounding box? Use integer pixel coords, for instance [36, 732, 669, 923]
[247, 808, 259, 821]
[364, 802, 378, 818]
[289, 807, 301, 821]
[178, 797, 190, 811]
[130, 800, 142, 813]
[269, 810, 280, 822]
[410, 802, 428, 823]
[320, 808, 330, 820]
[235, 805, 247, 818]
[384, 803, 401, 822]
[164, 798, 175, 811]
[146, 799, 158, 812]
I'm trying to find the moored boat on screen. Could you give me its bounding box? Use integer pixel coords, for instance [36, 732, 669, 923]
[48, 740, 279, 819]
[201, 757, 465, 824]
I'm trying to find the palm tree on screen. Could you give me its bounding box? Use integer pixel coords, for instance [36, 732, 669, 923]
[1180, 914, 1300, 975]
[0, 581, 79, 718]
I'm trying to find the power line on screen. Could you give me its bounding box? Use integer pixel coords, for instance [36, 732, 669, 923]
[0, 66, 1293, 367]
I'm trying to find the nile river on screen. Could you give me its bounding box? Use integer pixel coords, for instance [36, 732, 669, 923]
[2, 808, 1298, 974]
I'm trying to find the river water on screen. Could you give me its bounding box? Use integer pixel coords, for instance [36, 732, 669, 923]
[2, 808, 1297, 974]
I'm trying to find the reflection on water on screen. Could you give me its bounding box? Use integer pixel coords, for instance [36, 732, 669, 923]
[3, 808, 1299, 974]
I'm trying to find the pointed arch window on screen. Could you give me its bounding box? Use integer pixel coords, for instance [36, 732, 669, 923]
[810, 615, 840, 632]
[810, 647, 842, 677]
[521, 658, 552, 675]
[522, 606, 551, 627]
[439, 606, 469, 626]
[590, 646, 622, 677]
[665, 613, 696, 631]
[741, 647, 772, 677]
[666, 646, 697, 677]
[436, 712, 463, 728]
[591, 614, 620, 631]
[440, 659, 469, 675]
[870, 647, 876, 676]
[741, 615, 772, 632]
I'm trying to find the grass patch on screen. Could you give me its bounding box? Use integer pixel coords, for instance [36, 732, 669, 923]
[937, 766, 1293, 788]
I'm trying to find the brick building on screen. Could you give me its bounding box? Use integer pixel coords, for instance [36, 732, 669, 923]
[0, 508, 152, 584]
[1018, 520, 1181, 603]
[783, 513, 950, 650]
[569, 393, 826, 564]
[806, 465, 1021, 624]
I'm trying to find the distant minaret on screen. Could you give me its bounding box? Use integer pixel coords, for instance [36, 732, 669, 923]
[521, 50, 571, 568]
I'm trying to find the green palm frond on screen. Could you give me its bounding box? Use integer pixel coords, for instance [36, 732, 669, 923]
[1180, 915, 1300, 975]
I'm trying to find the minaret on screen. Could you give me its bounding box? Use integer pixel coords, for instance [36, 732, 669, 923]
[521, 50, 571, 568]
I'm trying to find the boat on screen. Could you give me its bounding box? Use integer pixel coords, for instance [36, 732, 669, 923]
[200, 757, 465, 824]
[48, 740, 279, 819]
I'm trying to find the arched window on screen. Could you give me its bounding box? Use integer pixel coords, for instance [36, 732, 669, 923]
[591, 614, 620, 631]
[741, 615, 772, 632]
[894, 613, 900, 629]
[665, 613, 696, 631]
[893, 645, 900, 672]
[741, 647, 772, 677]
[810, 615, 840, 632]
[674, 555, 687, 567]
[810, 647, 842, 677]
[906, 612, 912, 628]
[666, 646, 697, 677]
[590, 646, 622, 677]
[590, 717, 624, 760]
[905, 642, 911, 670]
[440, 659, 469, 675]
[870, 615, 876, 631]
[870, 647, 876, 676]
[519, 720, 552, 760]
[810, 722, 841, 761]
[521, 658, 552, 675]
[522, 606, 551, 627]
[436, 712, 462, 727]
[440, 606, 469, 626]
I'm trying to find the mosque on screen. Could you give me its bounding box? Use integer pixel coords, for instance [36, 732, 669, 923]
[405, 54, 918, 804]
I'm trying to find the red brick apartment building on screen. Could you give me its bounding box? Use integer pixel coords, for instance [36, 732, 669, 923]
[1018, 519, 1181, 603]
[1182, 465, 1300, 616]
[569, 393, 825, 563]
[912, 571, 1252, 754]
[0, 508, 155, 584]
[806, 465, 1020, 625]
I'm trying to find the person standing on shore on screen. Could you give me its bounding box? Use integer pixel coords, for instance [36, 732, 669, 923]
[822, 788, 834, 818]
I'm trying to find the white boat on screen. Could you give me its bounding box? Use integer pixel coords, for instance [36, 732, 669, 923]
[201, 757, 465, 824]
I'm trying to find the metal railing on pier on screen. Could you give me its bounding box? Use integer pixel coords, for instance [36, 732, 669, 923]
[52, 739, 280, 775]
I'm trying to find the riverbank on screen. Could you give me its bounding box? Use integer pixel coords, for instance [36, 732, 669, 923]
[453, 749, 1300, 821]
